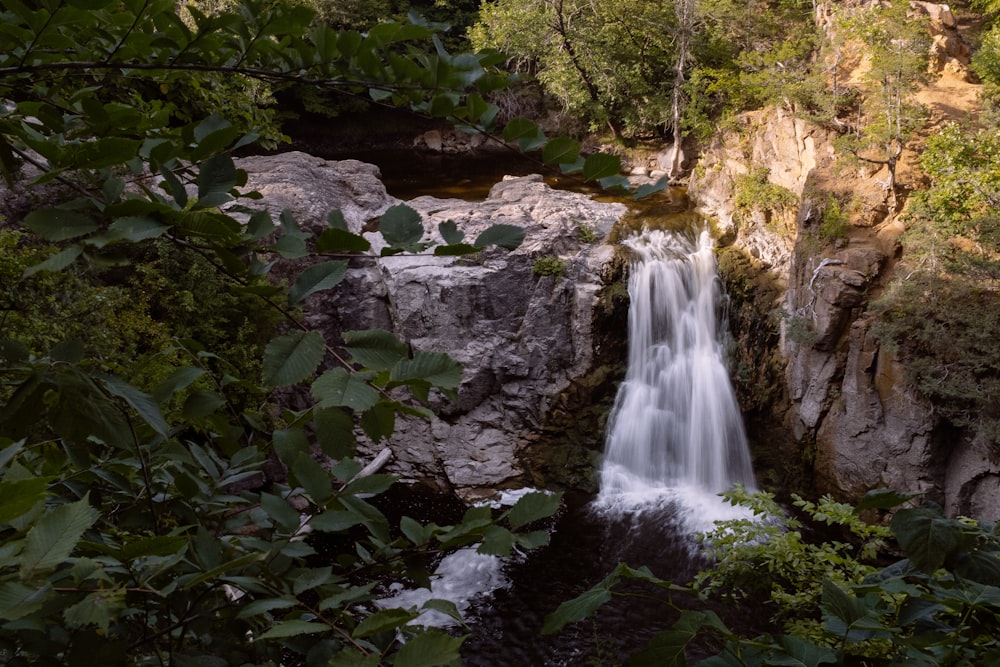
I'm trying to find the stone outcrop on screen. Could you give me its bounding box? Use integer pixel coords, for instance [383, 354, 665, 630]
[689, 103, 995, 516]
[236, 153, 627, 498]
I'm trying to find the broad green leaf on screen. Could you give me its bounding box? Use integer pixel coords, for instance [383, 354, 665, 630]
[598, 175, 631, 191]
[257, 620, 329, 640]
[542, 137, 580, 165]
[541, 586, 612, 635]
[22, 208, 98, 241]
[0, 581, 51, 621]
[63, 588, 125, 631]
[182, 390, 226, 419]
[309, 509, 364, 532]
[393, 628, 465, 667]
[390, 351, 462, 390]
[891, 505, 963, 573]
[352, 608, 417, 638]
[820, 579, 868, 630]
[20, 494, 99, 578]
[23, 244, 83, 276]
[314, 406, 357, 459]
[70, 137, 140, 169]
[506, 491, 561, 530]
[478, 525, 515, 556]
[855, 488, 921, 512]
[341, 473, 395, 497]
[503, 117, 540, 142]
[311, 368, 380, 411]
[100, 375, 168, 438]
[0, 477, 50, 524]
[288, 260, 348, 305]
[152, 366, 207, 403]
[328, 649, 381, 667]
[290, 451, 333, 504]
[775, 635, 838, 666]
[582, 153, 622, 181]
[360, 402, 396, 444]
[343, 329, 409, 371]
[316, 227, 371, 252]
[261, 492, 302, 533]
[379, 204, 425, 247]
[437, 220, 464, 245]
[631, 610, 728, 666]
[236, 597, 298, 619]
[106, 216, 169, 242]
[434, 243, 480, 256]
[634, 179, 668, 200]
[473, 223, 525, 250]
[119, 535, 188, 560]
[421, 598, 465, 625]
[262, 331, 326, 387]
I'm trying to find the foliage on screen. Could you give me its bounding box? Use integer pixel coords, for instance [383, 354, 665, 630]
[869, 121, 1000, 448]
[818, 196, 849, 244]
[470, 0, 820, 140]
[471, 0, 681, 137]
[532, 255, 567, 278]
[543, 489, 1000, 666]
[835, 0, 931, 200]
[732, 166, 798, 223]
[0, 1, 630, 663]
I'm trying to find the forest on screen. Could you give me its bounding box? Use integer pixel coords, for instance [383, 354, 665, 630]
[1, 0, 1000, 664]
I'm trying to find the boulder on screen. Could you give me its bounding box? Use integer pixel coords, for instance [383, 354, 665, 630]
[236, 155, 627, 497]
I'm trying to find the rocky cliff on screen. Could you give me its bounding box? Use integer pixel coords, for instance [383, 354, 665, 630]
[236, 152, 628, 499]
[688, 4, 1000, 516]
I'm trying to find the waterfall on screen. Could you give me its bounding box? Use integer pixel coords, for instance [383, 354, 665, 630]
[598, 228, 755, 509]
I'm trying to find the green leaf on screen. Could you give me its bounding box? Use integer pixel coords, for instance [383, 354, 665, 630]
[106, 216, 170, 242]
[261, 492, 302, 533]
[316, 227, 371, 253]
[0, 477, 50, 525]
[290, 452, 333, 504]
[634, 179, 668, 200]
[393, 628, 465, 667]
[20, 494, 99, 578]
[343, 329, 409, 371]
[891, 505, 963, 573]
[152, 366, 207, 403]
[0, 581, 51, 621]
[379, 204, 425, 247]
[503, 117, 541, 142]
[182, 390, 226, 419]
[341, 473, 396, 497]
[542, 137, 580, 165]
[582, 153, 622, 181]
[22, 244, 83, 276]
[314, 407, 357, 459]
[855, 488, 921, 512]
[434, 243, 480, 256]
[311, 368, 380, 411]
[352, 608, 417, 638]
[631, 610, 728, 667]
[360, 402, 396, 444]
[257, 620, 329, 640]
[478, 525, 515, 556]
[236, 597, 298, 620]
[390, 351, 462, 391]
[473, 223, 525, 250]
[100, 375, 168, 438]
[506, 491, 561, 530]
[22, 208, 98, 241]
[438, 220, 465, 245]
[262, 331, 326, 387]
[63, 589, 124, 631]
[288, 260, 348, 305]
[541, 586, 612, 635]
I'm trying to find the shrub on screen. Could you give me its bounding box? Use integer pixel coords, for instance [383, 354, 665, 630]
[533, 255, 567, 277]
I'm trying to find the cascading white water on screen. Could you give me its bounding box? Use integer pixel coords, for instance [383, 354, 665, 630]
[598, 227, 755, 511]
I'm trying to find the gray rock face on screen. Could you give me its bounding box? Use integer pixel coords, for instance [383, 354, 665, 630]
[689, 108, 995, 516]
[236, 155, 627, 497]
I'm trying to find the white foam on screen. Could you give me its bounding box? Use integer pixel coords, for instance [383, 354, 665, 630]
[377, 546, 506, 628]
